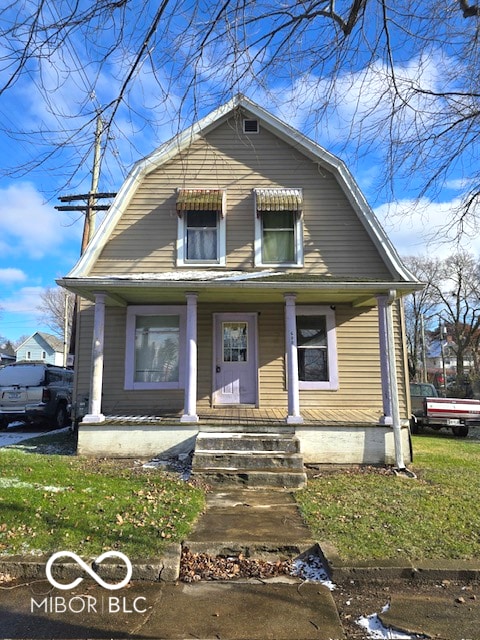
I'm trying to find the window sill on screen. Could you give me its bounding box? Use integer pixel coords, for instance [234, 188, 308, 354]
[255, 262, 304, 269]
[299, 382, 339, 391]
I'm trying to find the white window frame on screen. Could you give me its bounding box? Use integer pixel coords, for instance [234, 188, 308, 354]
[295, 305, 339, 390]
[177, 192, 226, 267]
[254, 196, 303, 268]
[125, 305, 187, 390]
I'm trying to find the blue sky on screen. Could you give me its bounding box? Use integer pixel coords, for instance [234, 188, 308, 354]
[1, 2, 479, 343]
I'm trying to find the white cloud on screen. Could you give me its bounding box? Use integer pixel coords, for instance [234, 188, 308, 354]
[0, 268, 27, 285]
[0, 182, 80, 259]
[1, 286, 44, 314]
[374, 197, 480, 258]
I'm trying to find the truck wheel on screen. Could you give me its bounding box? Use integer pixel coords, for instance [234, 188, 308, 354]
[452, 425, 469, 437]
[409, 417, 419, 434]
[54, 404, 68, 429]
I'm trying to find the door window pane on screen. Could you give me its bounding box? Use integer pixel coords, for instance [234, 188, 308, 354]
[297, 315, 328, 381]
[135, 316, 179, 382]
[262, 211, 295, 263]
[223, 322, 248, 362]
[186, 210, 218, 261]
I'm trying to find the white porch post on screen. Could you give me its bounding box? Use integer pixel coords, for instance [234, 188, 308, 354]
[181, 292, 199, 423]
[377, 294, 393, 425]
[385, 291, 405, 469]
[83, 292, 106, 423]
[284, 293, 303, 424]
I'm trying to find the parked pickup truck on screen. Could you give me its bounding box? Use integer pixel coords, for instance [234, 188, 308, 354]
[0, 362, 73, 429]
[410, 382, 480, 437]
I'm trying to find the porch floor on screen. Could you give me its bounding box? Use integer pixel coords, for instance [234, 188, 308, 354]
[101, 407, 383, 427]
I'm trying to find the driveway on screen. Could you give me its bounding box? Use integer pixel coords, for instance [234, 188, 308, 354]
[0, 423, 68, 448]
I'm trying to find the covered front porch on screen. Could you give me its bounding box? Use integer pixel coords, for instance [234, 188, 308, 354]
[60, 272, 420, 467]
[75, 406, 412, 468]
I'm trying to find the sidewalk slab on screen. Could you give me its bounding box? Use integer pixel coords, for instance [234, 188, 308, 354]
[147, 581, 345, 640]
[380, 591, 480, 640]
[0, 579, 344, 640]
[185, 490, 315, 557]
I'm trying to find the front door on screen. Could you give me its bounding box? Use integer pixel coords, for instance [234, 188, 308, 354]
[213, 313, 258, 405]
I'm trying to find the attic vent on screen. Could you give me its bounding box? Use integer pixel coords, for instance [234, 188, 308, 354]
[243, 119, 259, 134]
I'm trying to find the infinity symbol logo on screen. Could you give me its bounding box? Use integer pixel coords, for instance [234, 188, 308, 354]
[46, 551, 133, 591]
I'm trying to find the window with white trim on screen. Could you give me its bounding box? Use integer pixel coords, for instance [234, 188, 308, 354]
[254, 188, 303, 267]
[176, 189, 226, 266]
[296, 306, 338, 390]
[125, 306, 186, 390]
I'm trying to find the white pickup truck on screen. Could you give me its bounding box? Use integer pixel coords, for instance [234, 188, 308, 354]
[410, 382, 480, 437]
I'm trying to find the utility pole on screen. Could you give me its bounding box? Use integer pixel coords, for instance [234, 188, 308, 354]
[55, 113, 116, 252]
[55, 113, 117, 361]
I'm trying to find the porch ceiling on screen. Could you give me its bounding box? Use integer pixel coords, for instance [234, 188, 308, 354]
[58, 274, 422, 308]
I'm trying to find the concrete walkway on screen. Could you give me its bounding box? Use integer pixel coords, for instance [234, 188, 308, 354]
[0, 488, 479, 639]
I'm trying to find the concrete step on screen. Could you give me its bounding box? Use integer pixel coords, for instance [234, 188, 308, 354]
[198, 425, 295, 434]
[193, 451, 304, 471]
[192, 430, 307, 489]
[195, 433, 300, 453]
[194, 469, 307, 489]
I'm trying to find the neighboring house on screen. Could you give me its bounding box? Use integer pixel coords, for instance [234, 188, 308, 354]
[0, 349, 15, 365]
[427, 339, 474, 375]
[58, 95, 421, 469]
[15, 332, 65, 366]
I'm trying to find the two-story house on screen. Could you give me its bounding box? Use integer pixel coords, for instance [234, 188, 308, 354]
[58, 95, 421, 482]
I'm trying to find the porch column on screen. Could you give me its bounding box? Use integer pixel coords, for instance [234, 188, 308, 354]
[378, 291, 405, 469]
[181, 292, 199, 423]
[377, 294, 393, 425]
[284, 293, 303, 424]
[83, 292, 106, 423]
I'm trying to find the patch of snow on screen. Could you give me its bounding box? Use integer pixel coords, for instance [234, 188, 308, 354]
[0, 477, 66, 492]
[100, 269, 282, 282]
[292, 553, 336, 591]
[357, 607, 424, 639]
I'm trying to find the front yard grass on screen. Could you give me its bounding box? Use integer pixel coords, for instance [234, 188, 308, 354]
[296, 434, 480, 563]
[0, 446, 205, 559]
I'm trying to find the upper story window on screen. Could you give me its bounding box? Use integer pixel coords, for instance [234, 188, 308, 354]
[254, 188, 303, 267]
[176, 188, 226, 266]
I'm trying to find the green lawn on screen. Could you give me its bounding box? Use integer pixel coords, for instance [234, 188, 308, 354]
[2, 430, 479, 564]
[0, 440, 204, 559]
[296, 434, 480, 562]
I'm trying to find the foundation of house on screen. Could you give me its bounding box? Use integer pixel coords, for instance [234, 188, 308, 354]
[75, 410, 412, 467]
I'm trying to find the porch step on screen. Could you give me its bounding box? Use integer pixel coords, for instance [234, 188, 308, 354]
[196, 433, 300, 453]
[194, 451, 304, 471]
[192, 431, 307, 489]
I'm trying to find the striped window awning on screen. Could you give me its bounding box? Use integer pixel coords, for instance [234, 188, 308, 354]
[176, 189, 225, 216]
[254, 188, 303, 216]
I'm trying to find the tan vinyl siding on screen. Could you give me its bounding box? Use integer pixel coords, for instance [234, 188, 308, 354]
[90, 111, 393, 279]
[74, 300, 407, 421]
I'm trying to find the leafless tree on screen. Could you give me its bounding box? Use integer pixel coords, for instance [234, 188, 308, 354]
[36, 287, 75, 344]
[1, 1, 480, 230]
[426, 251, 480, 392]
[402, 256, 440, 381]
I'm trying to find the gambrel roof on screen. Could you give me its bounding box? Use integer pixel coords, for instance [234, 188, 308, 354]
[66, 94, 417, 284]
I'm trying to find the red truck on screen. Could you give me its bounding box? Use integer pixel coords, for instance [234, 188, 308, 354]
[410, 382, 480, 437]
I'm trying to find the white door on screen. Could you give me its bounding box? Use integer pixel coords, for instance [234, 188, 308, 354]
[213, 314, 258, 405]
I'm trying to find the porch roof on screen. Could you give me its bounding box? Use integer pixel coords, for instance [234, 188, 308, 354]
[57, 270, 423, 307]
